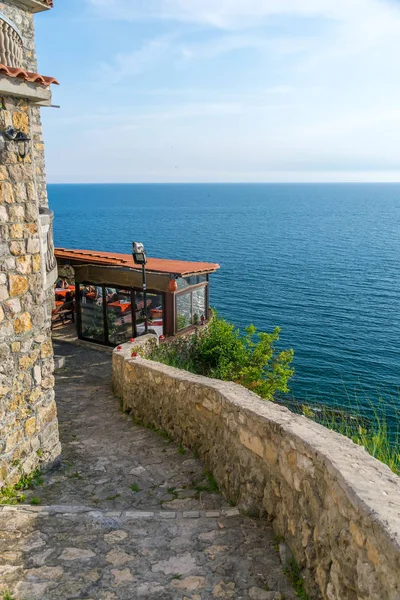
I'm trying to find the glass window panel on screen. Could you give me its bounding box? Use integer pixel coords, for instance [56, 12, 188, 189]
[176, 275, 207, 289]
[177, 292, 192, 330]
[79, 284, 105, 342]
[106, 288, 133, 346]
[192, 287, 206, 325]
[135, 292, 164, 337]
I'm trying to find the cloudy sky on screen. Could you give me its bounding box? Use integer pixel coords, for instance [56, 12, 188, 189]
[36, 0, 400, 183]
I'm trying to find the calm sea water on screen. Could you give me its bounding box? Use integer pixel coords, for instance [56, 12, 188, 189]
[48, 183, 400, 425]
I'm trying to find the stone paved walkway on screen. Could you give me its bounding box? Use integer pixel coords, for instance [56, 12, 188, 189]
[0, 342, 297, 600]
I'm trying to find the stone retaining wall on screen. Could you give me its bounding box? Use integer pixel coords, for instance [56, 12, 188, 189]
[113, 342, 400, 600]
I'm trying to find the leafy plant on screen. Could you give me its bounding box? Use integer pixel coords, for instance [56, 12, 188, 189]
[150, 315, 294, 401]
[0, 468, 43, 505]
[3, 591, 16, 600]
[130, 483, 140, 493]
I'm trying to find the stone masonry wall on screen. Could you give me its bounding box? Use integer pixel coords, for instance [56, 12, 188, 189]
[0, 95, 60, 489]
[0, 0, 50, 208]
[113, 343, 400, 600]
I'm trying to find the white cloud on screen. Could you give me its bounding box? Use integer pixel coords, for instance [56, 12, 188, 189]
[48, 0, 400, 182]
[88, 0, 398, 30]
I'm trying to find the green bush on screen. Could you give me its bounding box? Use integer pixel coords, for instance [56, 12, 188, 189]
[149, 315, 294, 401]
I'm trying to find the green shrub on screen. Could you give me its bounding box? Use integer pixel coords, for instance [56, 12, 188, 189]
[149, 315, 294, 401]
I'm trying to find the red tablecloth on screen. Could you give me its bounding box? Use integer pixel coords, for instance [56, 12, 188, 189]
[54, 286, 75, 298]
[108, 301, 132, 313]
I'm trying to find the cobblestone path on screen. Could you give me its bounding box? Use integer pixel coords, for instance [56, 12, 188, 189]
[0, 343, 297, 600]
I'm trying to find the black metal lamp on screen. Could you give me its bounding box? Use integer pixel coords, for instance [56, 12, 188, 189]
[14, 130, 31, 159]
[132, 242, 148, 335]
[3, 126, 31, 159]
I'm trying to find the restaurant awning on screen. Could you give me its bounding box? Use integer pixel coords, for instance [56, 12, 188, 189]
[55, 248, 220, 278]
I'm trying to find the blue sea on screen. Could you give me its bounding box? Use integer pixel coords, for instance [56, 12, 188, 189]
[48, 183, 400, 426]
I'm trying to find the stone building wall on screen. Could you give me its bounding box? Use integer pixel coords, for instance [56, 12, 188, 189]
[0, 0, 60, 489]
[0, 95, 60, 488]
[0, 0, 50, 208]
[113, 343, 400, 600]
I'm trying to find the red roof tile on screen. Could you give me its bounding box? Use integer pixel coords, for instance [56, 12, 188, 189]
[0, 64, 59, 86]
[55, 248, 220, 277]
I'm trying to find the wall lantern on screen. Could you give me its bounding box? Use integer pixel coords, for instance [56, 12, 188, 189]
[132, 242, 148, 335]
[2, 126, 31, 159]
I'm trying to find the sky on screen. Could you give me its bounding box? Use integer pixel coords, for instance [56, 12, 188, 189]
[35, 0, 400, 183]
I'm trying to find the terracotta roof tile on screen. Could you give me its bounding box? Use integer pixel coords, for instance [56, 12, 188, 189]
[0, 64, 59, 86]
[55, 248, 220, 277]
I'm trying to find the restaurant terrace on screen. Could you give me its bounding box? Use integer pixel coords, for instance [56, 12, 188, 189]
[54, 248, 220, 347]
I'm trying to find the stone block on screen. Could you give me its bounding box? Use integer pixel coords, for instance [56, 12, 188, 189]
[0, 284, 8, 301]
[1, 182, 15, 204]
[26, 183, 36, 202]
[24, 222, 38, 236]
[239, 428, 264, 458]
[7, 164, 33, 184]
[25, 417, 37, 437]
[12, 111, 29, 134]
[18, 349, 39, 370]
[9, 223, 23, 239]
[42, 375, 55, 389]
[9, 241, 25, 256]
[40, 340, 53, 359]
[53, 355, 65, 370]
[8, 205, 25, 222]
[9, 274, 28, 297]
[26, 237, 40, 255]
[5, 428, 22, 452]
[14, 312, 32, 334]
[0, 205, 8, 222]
[38, 402, 57, 427]
[32, 253, 41, 273]
[16, 255, 31, 274]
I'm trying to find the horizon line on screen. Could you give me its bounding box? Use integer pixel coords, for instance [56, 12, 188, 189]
[46, 181, 400, 185]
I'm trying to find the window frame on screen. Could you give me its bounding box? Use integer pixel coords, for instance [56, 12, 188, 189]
[76, 281, 166, 346]
[175, 281, 209, 333]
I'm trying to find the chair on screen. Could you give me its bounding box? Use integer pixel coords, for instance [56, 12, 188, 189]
[51, 300, 75, 330]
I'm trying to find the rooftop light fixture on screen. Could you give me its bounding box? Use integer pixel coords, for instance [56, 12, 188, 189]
[132, 242, 148, 335]
[132, 242, 147, 265]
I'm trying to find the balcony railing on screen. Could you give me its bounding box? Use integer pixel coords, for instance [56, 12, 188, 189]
[0, 14, 23, 67]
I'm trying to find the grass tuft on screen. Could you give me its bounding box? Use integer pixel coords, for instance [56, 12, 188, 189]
[283, 557, 310, 600]
[297, 392, 400, 476]
[178, 443, 186, 455]
[195, 471, 219, 494]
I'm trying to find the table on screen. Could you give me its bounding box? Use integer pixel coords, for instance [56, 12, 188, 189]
[54, 286, 75, 298]
[108, 301, 132, 314]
